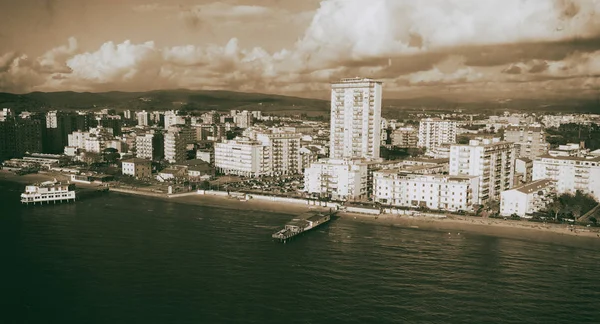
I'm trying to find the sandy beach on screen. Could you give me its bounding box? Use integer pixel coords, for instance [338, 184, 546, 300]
[3, 169, 600, 245]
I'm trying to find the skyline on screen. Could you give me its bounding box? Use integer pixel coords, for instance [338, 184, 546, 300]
[1, 0, 600, 100]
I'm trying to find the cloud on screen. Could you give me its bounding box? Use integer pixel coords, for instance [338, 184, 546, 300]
[36, 37, 78, 73]
[293, 0, 600, 68]
[0, 54, 46, 93]
[502, 65, 522, 75]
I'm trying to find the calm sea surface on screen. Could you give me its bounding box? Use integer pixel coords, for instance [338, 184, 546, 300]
[1, 180, 599, 324]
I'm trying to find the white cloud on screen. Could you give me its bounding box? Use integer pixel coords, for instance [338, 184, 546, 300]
[294, 0, 600, 66]
[36, 37, 78, 73]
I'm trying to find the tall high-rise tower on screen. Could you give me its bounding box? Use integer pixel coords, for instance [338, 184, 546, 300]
[329, 78, 382, 160]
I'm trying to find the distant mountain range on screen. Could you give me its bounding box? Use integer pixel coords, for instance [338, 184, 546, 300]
[0, 90, 598, 116]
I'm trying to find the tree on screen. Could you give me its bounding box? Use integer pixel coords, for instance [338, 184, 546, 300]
[82, 152, 101, 165]
[547, 199, 563, 221]
[199, 180, 211, 190]
[102, 147, 120, 164]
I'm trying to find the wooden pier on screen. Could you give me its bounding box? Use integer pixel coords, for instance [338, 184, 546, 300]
[272, 210, 335, 243]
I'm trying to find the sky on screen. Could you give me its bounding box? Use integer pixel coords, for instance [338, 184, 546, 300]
[1, 0, 600, 100]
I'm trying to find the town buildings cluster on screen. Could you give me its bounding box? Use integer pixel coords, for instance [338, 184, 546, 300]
[1, 78, 600, 219]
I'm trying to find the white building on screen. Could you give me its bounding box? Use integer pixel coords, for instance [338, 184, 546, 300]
[164, 110, 186, 129]
[329, 78, 382, 160]
[504, 125, 548, 159]
[548, 143, 588, 157]
[164, 128, 187, 164]
[449, 138, 516, 204]
[244, 127, 303, 175]
[303, 158, 370, 201]
[374, 171, 479, 212]
[67, 127, 115, 153]
[418, 118, 457, 151]
[214, 137, 269, 177]
[136, 110, 150, 126]
[532, 155, 600, 201]
[232, 110, 253, 129]
[136, 132, 163, 161]
[121, 158, 152, 178]
[500, 179, 555, 217]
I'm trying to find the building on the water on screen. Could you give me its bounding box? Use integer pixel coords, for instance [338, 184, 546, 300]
[21, 179, 76, 205]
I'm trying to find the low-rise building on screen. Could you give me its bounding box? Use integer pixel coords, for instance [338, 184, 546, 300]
[500, 179, 555, 217]
[373, 171, 479, 212]
[121, 158, 152, 178]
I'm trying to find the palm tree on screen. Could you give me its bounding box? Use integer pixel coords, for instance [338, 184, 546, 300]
[547, 199, 563, 221]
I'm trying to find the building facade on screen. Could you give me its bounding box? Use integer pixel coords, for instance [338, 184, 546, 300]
[532, 155, 600, 201]
[304, 158, 370, 201]
[136, 132, 164, 161]
[164, 128, 187, 164]
[504, 125, 548, 159]
[500, 179, 555, 217]
[373, 171, 479, 212]
[418, 118, 457, 151]
[329, 78, 382, 160]
[449, 138, 516, 204]
[391, 126, 418, 148]
[214, 137, 269, 177]
[121, 158, 152, 178]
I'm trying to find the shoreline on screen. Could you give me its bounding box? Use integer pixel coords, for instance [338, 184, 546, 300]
[3, 170, 600, 245]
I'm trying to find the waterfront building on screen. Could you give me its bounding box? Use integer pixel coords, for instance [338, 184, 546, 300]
[418, 118, 457, 151]
[449, 138, 516, 204]
[329, 77, 383, 160]
[244, 127, 303, 175]
[121, 158, 152, 179]
[500, 179, 555, 217]
[532, 155, 600, 201]
[214, 137, 269, 177]
[303, 158, 370, 201]
[373, 171, 479, 212]
[504, 125, 548, 159]
[20, 180, 76, 205]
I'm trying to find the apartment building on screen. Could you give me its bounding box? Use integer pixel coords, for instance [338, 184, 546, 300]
[304, 158, 370, 201]
[164, 110, 186, 129]
[504, 125, 548, 159]
[136, 110, 150, 126]
[67, 127, 115, 153]
[329, 78, 383, 160]
[214, 137, 269, 177]
[449, 138, 516, 204]
[164, 128, 188, 164]
[135, 132, 164, 161]
[373, 171, 479, 212]
[532, 155, 600, 201]
[391, 126, 418, 148]
[418, 118, 457, 151]
[500, 179, 555, 217]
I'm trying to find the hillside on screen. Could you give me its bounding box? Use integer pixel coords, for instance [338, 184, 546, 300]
[0, 90, 598, 117]
[0, 90, 330, 116]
